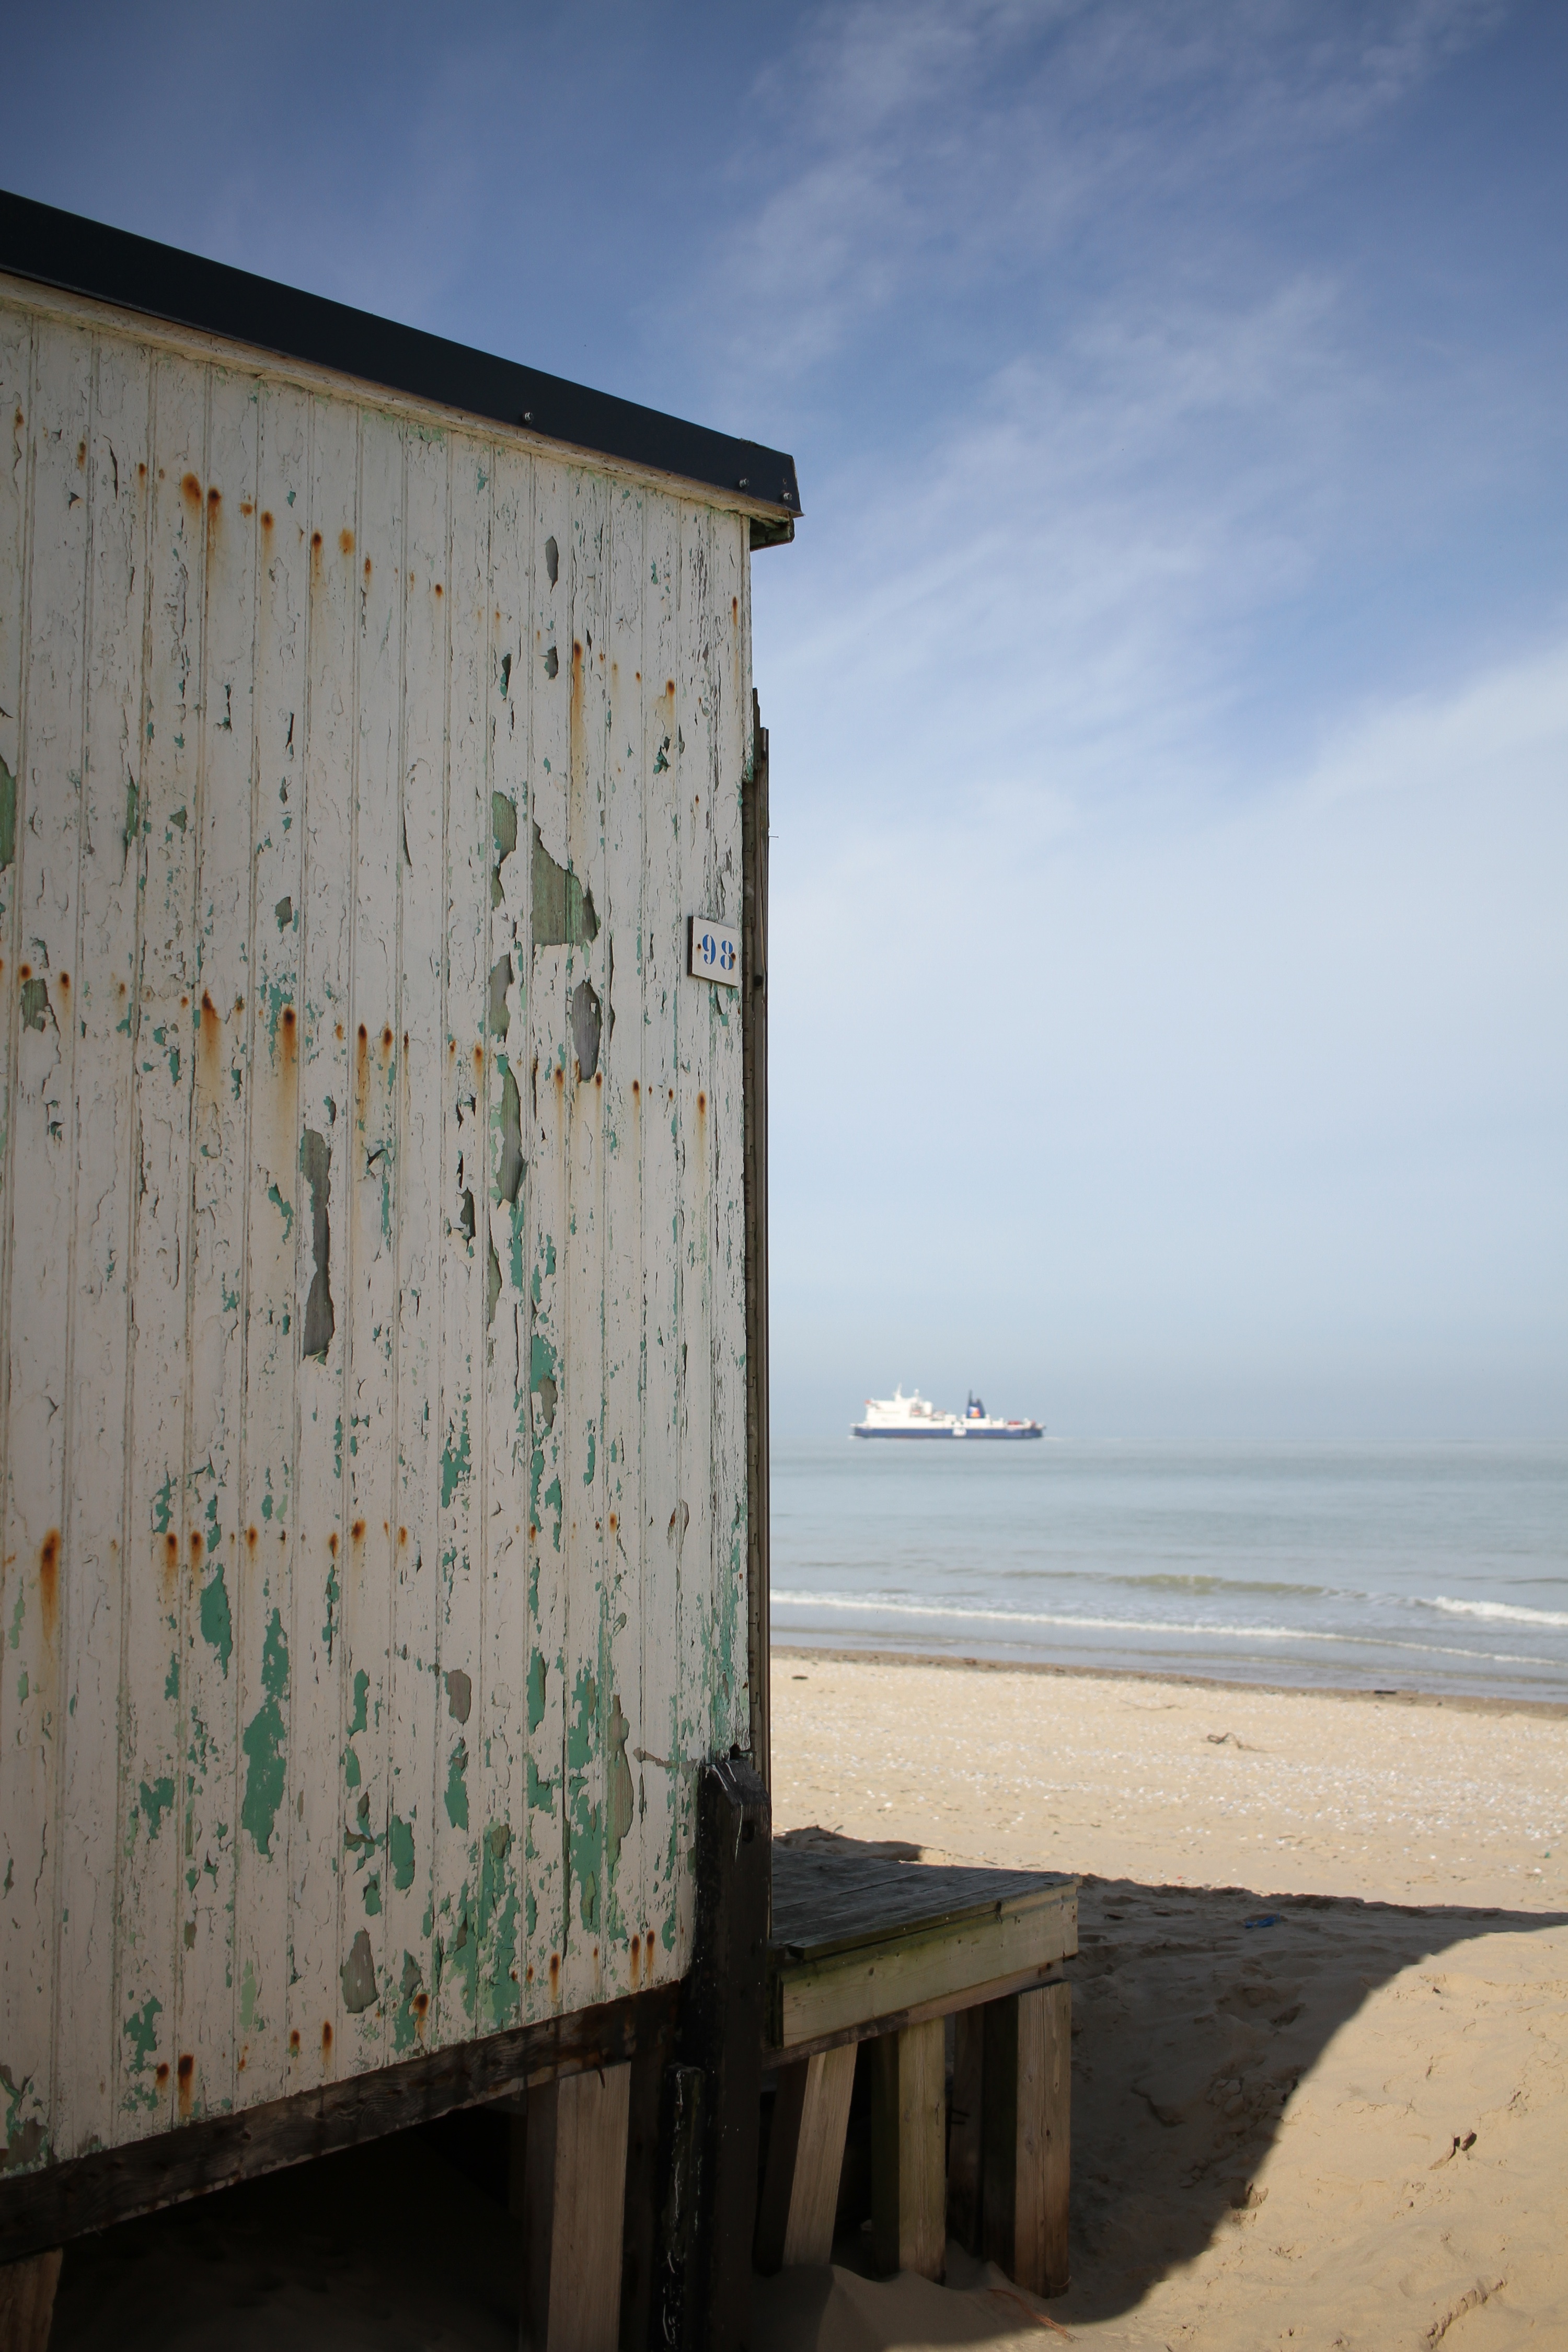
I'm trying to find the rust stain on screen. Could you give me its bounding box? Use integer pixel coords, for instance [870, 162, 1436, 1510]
[732, 596, 739, 625]
[629, 1932, 640, 1987]
[329, 1532, 339, 1558]
[261, 510, 273, 533]
[322, 2021, 333, 2055]
[289, 2030, 301, 2056]
[413, 1990, 429, 2024]
[280, 1005, 297, 1064]
[241, 501, 254, 518]
[177, 2053, 194, 2117]
[189, 1530, 203, 1566]
[433, 582, 442, 599]
[163, 1531, 179, 1593]
[697, 1092, 706, 1116]
[199, 989, 222, 1081]
[382, 1026, 394, 1058]
[155, 2062, 170, 2094]
[548, 1952, 560, 2003]
[363, 556, 372, 579]
[76, 441, 86, 469]
[57, 973, 69, 995]
[18, 962, 30, 982]
[339, 528, 354, 558]
[351, 1519, 365, 1544]
[38, 1530, 60, 1646]
[246, 1527, 258, 1552]
[398, 1526, 407, 1547]
[181, 472, 201, 508]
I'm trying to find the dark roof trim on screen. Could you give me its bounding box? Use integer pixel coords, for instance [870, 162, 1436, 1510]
[0, 190, 800, 540]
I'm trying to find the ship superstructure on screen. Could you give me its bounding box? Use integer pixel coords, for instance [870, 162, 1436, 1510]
[851, 1388, 1043, 1439]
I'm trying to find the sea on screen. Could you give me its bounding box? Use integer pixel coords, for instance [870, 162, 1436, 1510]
[770, 1438, 1568, 1704]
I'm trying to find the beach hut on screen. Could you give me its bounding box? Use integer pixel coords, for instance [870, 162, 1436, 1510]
[0, 190, 789, 2345]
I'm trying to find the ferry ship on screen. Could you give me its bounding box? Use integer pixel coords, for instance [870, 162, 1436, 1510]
[851, 1388, 1044, 1440]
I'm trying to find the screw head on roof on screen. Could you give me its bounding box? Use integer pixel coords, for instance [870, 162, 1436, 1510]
[520, 410, 534, 425]
[738, 477, 749, 489]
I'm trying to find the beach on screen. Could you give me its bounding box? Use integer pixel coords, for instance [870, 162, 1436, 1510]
[761, 1650, 1568, 2351]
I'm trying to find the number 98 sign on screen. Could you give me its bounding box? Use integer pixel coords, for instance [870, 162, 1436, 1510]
[686, 917, 741, 989]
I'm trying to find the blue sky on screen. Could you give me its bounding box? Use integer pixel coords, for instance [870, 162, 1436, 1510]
[7, 1, 1564, 1436]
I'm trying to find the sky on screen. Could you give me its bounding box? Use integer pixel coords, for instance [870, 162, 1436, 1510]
[5, 0, 1564, 1438]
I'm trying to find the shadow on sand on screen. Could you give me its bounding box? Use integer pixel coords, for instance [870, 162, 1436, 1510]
[52, 1866, 1566, 2348]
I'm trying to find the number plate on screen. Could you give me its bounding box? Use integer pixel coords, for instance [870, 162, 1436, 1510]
[687, 917, 740, 987]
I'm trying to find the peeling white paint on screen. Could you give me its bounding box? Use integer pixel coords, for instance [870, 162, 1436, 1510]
[0, 290, 754, 2173]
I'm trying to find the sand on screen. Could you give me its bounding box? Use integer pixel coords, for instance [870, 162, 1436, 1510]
[759, 1650, 1568, 2351]
[49, 1653, 1567, 2352]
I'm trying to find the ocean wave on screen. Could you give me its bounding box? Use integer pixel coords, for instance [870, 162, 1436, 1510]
[1422, 1595, 1568, 1629]
[769, 1589, 1545, 1665]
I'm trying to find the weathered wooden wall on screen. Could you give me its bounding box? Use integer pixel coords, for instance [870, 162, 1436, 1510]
[0, 281, 754, 2175]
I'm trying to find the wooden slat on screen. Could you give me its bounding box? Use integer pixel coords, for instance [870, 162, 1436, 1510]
[383, 416, 447, 2064]
[982, 1981, 1071, 2298]
[561, 465, 609, 2017]
[0, 314, 90, 2176]
[870, 2019, 946, 2280]
[638, 489, 683, 1973]
[232, 376, 309, 2107]
[177, 365, 258, 2130]
[602, 478, 645, 1988]
[116, 346, 207, 2145]
[288, 390, 356, 2094]
[340, 401, 403, 2070]
[477, 434, 532, 2040]
[522, 2059, 631, 2352]
[52, 327, 147, 2164]
[433, 428, 491, 2050]
[676, 505, 716, 1802]
[754, 2042, 856, 2272]
[708, 509, 748, 1758]
[525, 453, 572, 2014]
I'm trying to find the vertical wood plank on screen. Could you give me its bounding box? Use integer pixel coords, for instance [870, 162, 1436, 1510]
[561, 466, 609, 2017]
[601, 479, 644, 1996]
[431, 433, 488, 2049]
[707, 512, 748, 1758]
[871, 2018, 947, 2281]
[947, 2005, 984, 2252]
[383, 418, 447, 2063]
[478, 437, 531, 2037]
[232, 378, 309, 2106]
[116, 348, 206, 2143]
[676, 506, 717, 1789]
[0, 315, 90, 2174]
[523, 2060, 632, 2352]
[755, 2043, 857, 2273]
[51, 330, 148, 2163]
[524, 455, 572, 2016]
[638, 489, 683, 1973]
[177, 368, 258, 2128]
[340, 403, 403, 2069]
[287, 393, 356, 2093]
[981, 1980, 1071, 2297]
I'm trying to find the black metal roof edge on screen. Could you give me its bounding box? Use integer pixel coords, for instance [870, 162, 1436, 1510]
[0, 189, 801, 527]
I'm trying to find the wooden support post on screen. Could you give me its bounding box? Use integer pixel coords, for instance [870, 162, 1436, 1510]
[754, 2044, 857, 2272]
[619, 2026, 673, 2352]
[0, 2250, 62, 2352]
[672, 1756, 770, 2352]
[981, 1981, 1070, 2299]
[947, 2007, 985, 2254]
[521, 2063, 632, 2352]
[869, 2020, 946, 2281]
[741, 693, 770, 1793]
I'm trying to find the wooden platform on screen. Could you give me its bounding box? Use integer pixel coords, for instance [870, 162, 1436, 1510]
[758, 1836, 1077, 2295]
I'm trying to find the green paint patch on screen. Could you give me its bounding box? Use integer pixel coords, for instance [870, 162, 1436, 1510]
[544, 1478, 561, 1549]
[348, 1667, 370, 1736]
[444, 1738, 469, 1831]
[363, 1871, 382, 1917]
[530, 821, 598, 948]
[19, 975, 51, 1033]
[240, 1608, 289, 1855]
[526, 1755, 556, 1817]
[527, 1648, 546, 1735]
[139, 1776, 175, 1837]
[441, 1411, 470, 1511]
[607, 1693, 634, 1879]
[492, 791, 517, 909]
[343, 1744, 361, 1790]
[199, 1564, 233, 1677]
[389, 1812, 416, 1893]
[393, 1951, 424, 2051]
[122, 1993, 163, 2101]
[340, 1928, 377, 2014]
